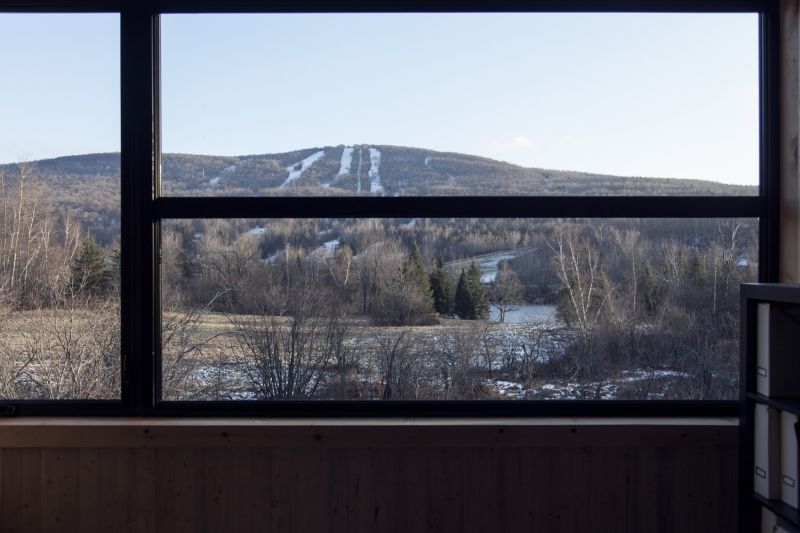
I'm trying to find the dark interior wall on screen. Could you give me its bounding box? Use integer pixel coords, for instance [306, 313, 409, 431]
[0, 420, 737, 533]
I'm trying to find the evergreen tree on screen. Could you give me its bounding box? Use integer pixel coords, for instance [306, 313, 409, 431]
[454, 268, 474, 319]
[407, 241, 433, 303]
[69, 234, 111, 297]
[638, 263, 660, 315]
[429, 256, 452, 315]
[688, 250, 707, 284]
[468, 261, 489, 319]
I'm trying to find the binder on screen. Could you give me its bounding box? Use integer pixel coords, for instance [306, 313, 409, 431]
[782, 412, 799, 508]
[756, 403, 782, 498]
[758, 303, 771, 394]
[762, 507, 777, 533]
[756, 304, 800, 396]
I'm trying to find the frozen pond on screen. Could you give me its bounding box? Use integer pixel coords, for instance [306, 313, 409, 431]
[489, 304, 558, 325]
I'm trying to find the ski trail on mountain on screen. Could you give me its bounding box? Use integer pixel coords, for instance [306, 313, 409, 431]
[279, 150, 325, 188]
[368, 148, 384, 195]
[322, 146, 355, 189]
[356, 149, 363, 193]
[338, 147, 354, 175]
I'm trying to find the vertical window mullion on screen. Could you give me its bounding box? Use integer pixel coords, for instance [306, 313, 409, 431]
[120, 1, 158, 412]
[759, 1, 781, 283]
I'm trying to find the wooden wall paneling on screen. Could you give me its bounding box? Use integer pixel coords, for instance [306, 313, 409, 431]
[98, 449, 128, 532]
[248, 447, 270, 533]
[403, 447, 428, 533]
[41, 449, 79, 533]
[290, 447, 327, 533]
[19, 449, 41, 533]
[268, 447, 293, 532]
[361, 447, 398, 533]
[781, 0, 800, 282]
[462, 447, 494, 533]
[658, 448, 679, 532]
[0, 422, 739, 533]
[325, 448, 347, 533]
[586, 447, 627, 531]
[77, 448, 99, 533]
[1, 450, 20, 533]
[156, 448, 202, 533]
[633, 447, 659, 532]
[497, 447, 534, 532]
[563, 447, 592, 531]
[346, 448, 375, 533]
[133, 448, 156, 533]
[202, 447, 228, 533]
[426, 447, 465, 533]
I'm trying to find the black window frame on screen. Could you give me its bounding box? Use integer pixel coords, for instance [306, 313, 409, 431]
[0, 0, 777, 417]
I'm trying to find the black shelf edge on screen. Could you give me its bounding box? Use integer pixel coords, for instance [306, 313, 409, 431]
[751, 492, 800, 530]
[742, 283, 800, 305]
[747, 393, 800, 416]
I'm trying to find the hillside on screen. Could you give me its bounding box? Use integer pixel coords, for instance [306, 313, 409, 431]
[0, 144, 756, 242]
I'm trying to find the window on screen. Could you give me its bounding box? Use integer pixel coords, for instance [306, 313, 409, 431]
[0, 0, 776, 416]
[0, 13, 120, 401]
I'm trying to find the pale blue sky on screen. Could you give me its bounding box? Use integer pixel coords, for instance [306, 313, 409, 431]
[0, 12, 758, 185]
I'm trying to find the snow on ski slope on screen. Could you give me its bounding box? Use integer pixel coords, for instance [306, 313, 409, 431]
[368, 148, 384, 195]
[279, 150, 325, 188]
[338, 147, 354, 175]
[356, 149, 363, 193]
[322, 146, 354, 188]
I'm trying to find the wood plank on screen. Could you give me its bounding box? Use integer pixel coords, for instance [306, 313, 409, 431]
[781, 0, 800, 283]
[77, 449, 99, 533]
[0, 424, 738, 533]
[1, 449, 26, 533]
[249, 447, 273, 533]
[326, 448, 349, 533]
[0, 417, 738, 448]
[268, 448, 292, 532]
[41, 449, 79, 533]
[133, 448, 156, 533]
[18, 449, 41, 533]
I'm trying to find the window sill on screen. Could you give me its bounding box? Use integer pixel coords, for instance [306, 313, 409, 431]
[0, 417, 737, 448]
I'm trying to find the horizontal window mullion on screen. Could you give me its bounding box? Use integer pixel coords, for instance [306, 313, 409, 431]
[153, 0, 764, 14]
[0, 401, 125, 417]
[150, 400, 739, 418]
[0, 0, 120, 11]
[154, 195, 764, 220]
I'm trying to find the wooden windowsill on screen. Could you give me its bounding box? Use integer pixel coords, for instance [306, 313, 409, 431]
[0, 417, 737, 448]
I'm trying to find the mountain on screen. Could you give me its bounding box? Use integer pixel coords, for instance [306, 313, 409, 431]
[0, 144, 756, 242]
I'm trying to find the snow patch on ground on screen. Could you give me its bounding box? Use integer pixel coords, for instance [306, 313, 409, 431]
[209, 176, 221, 186]
[309, 239, 340, 259]
[247, 226, 266, 236]
[279, 150, 325, 188]
[368, 148, 384, 195]
[424, 156, 432, 169]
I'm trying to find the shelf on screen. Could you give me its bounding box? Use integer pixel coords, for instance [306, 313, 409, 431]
[741, 285, 800, 532]
[751, 492, 800, 530]
[742, 283, 800, 305]
[747, 393, 800, 416]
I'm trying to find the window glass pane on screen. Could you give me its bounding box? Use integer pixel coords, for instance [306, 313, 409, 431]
[0, 14, 120, 399]
[160, 217, 756, 401]
[161, 13, 758, 197]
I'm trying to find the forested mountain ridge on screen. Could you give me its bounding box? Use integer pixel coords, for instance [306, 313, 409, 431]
[0, 145, 756, 243]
